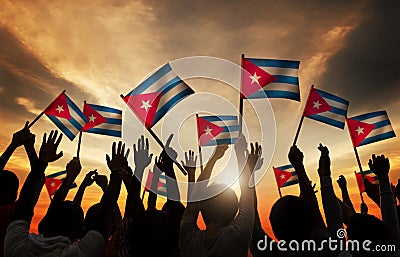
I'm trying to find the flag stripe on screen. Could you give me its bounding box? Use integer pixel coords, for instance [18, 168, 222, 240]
[90, 104, 122, 114]
[273, 75, 298, 85]
[351, 110, 386, 121]
[153, 87, 193, 124]
[247, 58, 300, 69]
[276, 164, 294, 171]
[130, 64, 173, 94]
[204, 138, 237, 146]
[324, 98, 349, 111]
[282, 179, 299, 187]
[85, 128, 121, 137]
[46, 115, 76, 140]
[201, 115, 238, 121]
[308, 114, 344, 129]
[358, 131, 396, 146]
[315, 89, 349, 105]
[66, 97, 87, 125]
[248, 90, 300, 101]
[259, 67, 299, 77]
[221, 125, 240, 132]
[46, 170, 67, 178]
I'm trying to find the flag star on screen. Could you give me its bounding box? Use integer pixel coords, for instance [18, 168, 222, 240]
[204, 126, 212, 135]
[88, 114, 97, 122]
[313, 100, 322, 109]
[356, 126, 364, 135]
[140, 100, 152, 112]
[56, 105, 64, 113]
[249, 72, 261, 85]
[280, 174, 286, 180]
[50, 182, 55, 187]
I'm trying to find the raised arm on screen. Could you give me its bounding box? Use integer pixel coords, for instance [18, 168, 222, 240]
[147, 156, 163, 210]
[369, 154, 400, 245]
[52, 157, 81, 202]
[12, 130, 63, 223]
[337, 175, 355, 212]
[182, 150, 197, 201]
[0, 122, 32, 170]
[73, 170, 97, 206]
[289, 145, 326, 234]
[317, 144, 343, 238]
[95, 141, 127, 238]
[124, 136, 151, 218]
[162, 134, 181, 202]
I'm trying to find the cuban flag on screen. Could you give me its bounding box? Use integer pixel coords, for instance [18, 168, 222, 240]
[144, 171, 167, 197]
[43, 91, 87, 140]
[122, 63, 194, 128]
[273, 164, 299, 188]
[303, 87, 349, 129]
[355, 170, 379, 193]
[45, 170, 77, 198]
[197, 115, 239, 146]
[243, 57, 300, 101]
[82, 103, 122, 137]
[347, 111, 396, 147]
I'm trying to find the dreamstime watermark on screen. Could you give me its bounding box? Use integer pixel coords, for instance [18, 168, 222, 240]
[257, 228, 396, 253]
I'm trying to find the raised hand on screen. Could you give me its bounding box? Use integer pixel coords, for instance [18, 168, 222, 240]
[213, 144, 229, 161]
[164, 134, 178, 162]
[317, 143, 330, 177]
[66, 157, 82, 179]
[369, 154, 390, 184]
[133, 135, 152, 169]
[106, 141, 129, 173]
[81, 170, 98, 187]
[11, 121, 32, 148]
[337, 175, 347, 190]
[39, 130, 63, 163]
[248, 142, 262, 172]
[288, 145, 303, 166]
[95, 174, 108, 192]
[182, 150, 197, 181]
[234, 134, 248, 164]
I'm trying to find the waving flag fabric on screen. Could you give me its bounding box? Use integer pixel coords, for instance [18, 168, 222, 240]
[197, 115, 239, 146]
[244, 58, 300, 101]
[347, 111, 395, 147]
[45, 170, 77, 197]
[273, 164, 299, 188]
[122, 63, 194, 128]
[44, 91, 87, 140]
[241, 58, 275, 98]
[82, 103, 122, 137]
[144, 171, 167, 197]
[355, 170, 379, 193]
[196, 116, 224, 146]
[303, 87, 349, 129]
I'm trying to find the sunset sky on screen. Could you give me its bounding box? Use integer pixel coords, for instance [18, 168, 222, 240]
[1, 0, 400, 236]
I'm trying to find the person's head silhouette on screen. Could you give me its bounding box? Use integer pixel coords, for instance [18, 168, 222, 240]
[0, 170, 19, 206]
[270, 195, 314, 240]
[38, 200, 84, 242]
[200, 184, 239, 227]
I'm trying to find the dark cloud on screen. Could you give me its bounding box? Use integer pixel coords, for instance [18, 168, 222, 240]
[319, 0, 400, 114]
[140, 0, 367, 60]
[0, 27, 91, 123]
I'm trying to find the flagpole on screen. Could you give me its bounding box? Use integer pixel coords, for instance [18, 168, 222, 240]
[293, 85, 314, 145]
[120, 94, 187, 176]
[354, 171, 365, 204]
[353, 147, 364, 176]
[195, 114, 204, 173]
[238, 53, 244, 135]
[141, 190, 146, 202]
[29, 90, 66, 128]
[76, 131, 83, 159]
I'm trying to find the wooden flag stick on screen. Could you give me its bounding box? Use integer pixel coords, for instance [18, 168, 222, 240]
[293, 85, 314, 145]
[354, 171, 365, 204]
[120, 94, 187, 176]
[195, 114, 204, 173]
[76, 131, 83, 159]
[354, 147, 364, 176]
[29, 90, 66, 128]
[238, 53, 245, 135]
[141, 190, 146, 202]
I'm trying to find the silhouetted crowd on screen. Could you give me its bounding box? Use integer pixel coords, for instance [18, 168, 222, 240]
[1, 123, 400, 257]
